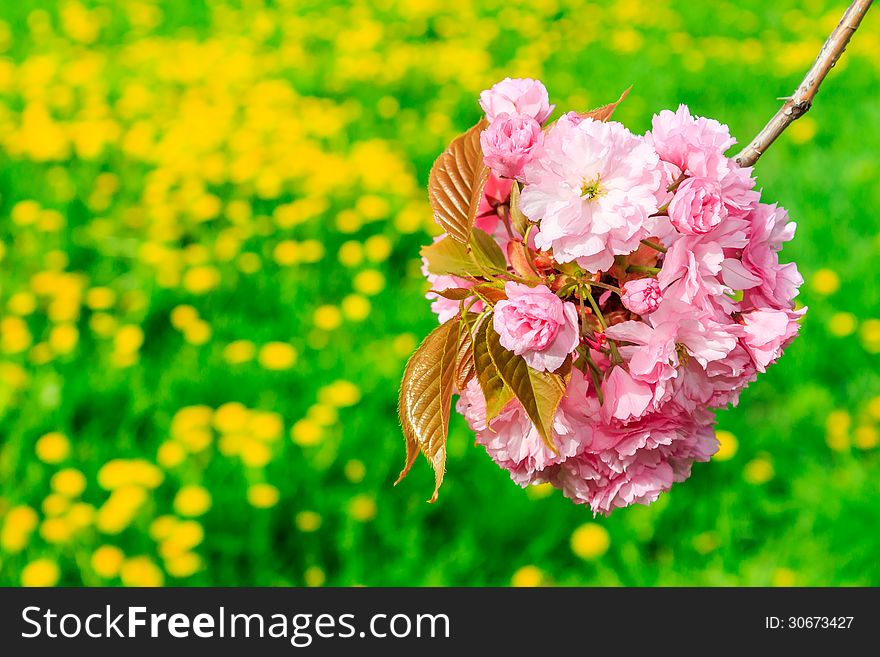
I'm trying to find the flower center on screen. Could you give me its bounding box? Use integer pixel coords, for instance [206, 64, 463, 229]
[580, 175, 602, 200]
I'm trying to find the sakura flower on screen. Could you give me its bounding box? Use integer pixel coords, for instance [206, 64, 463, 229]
[620, 277, 662, 315]
[493, 282, 579, 372]
[646, 104, 736, 181]
[668, 176, 727, 235]
[480, 113, 543, 180]
[520, 116, 663, 272]
[739, 308, 804, 372]
[479, 77, 554, 124]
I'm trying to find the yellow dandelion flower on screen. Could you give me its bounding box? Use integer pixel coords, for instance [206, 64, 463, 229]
[1, 316, 32, 353]
[338, 241, 364, 267]
[525, 482, 554, 500]
[788, 117, 817, 144]
[11, 200, 41, 226]
[353, 269, 385, 295]
[313, 305, 342, 331]
[7, 291, 37, 316]
[811, 269, 839, 296]
[213, 402, 250, 433]
[344, 459, 366, 483]
[241, 440, 273, 467]
[364, 235, 392, 262]
[348, 495, 377, 522]
[258, 342, 298, 370]
[48, 323, 79, 355]
[692, 531, 720, 554]
[120, 556, 164, 587]
[170, 304, 199, 330]
[149, 515, 179, 542]
[157, 440, 187, 468]
[341, 294, 371, 322]
[319, 380, 361, 407]
[249, 411, 283, 442]
[291, 418, 323, 446]
[511, 565, 545, 587]
[183, 266, 221, 295]
[825, 409, 851, 451]
[860, 319, 880, 353]
[299, 240, 325, 263]
[304, 566, 326, 587]
[713, 430, 739, 461]
[247, 483, 280, 509]
[114, 325, 144, 354]
[223, 339, 256, 364]
[854, 425, 878, 450]
[92, 545, 125, 578]
[273, 240, 300, 266]
[40, 517, 73, 544]
[21, 558, 61, 587]
[165, 552, 202, 579]
[295, 510, 322, 532]
[36, 431, 71, 464]
[173, 485, 212, 517]
[570, 523, 610, 560]
[744, 457, 775, 484]
[42, 493, 70, 517]
[828, 312, 857, 337]
[85, 287, 116, 310]
[66, 502, 95, 530]
[163, 520, 204, 555]
[184, 319, 212, 345]
[307, 404, 338, 427]
[89, 312, 117, 337]
[51, 468, 87, 497]
[392, 333, 417, 357]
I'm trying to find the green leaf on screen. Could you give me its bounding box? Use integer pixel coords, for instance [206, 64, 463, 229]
[472, 315, 515, 421]
[428, 119, 489, 244]
[396, 317, 460, 502]
[421, 229, 507, 278]
[485, 323, 571, 453]
[470, 227, 507, 272]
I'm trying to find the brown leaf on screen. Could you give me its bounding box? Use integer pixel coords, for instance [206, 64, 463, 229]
[396, 318, 460, 502]
[507, 240, 541, 281]
[473, 316, 515, 421]
[455, 314, 477, 390]
[431, 287, 474, 301]
[580, 86, 632, 122]
[485, 324, 570, 453]
[428, 119, 489, 244]
[472, 283, 507, 304]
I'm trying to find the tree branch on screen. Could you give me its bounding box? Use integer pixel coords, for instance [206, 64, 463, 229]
[734, 0, 873, 168]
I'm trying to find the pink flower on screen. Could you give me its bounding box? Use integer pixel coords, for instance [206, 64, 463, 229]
[520, 116, 663, 272]
[421, 238, 484, 323]
[646, 105, 736, 181]
[493, 282, 579, 373]
[480, 113, 543, 180]
[668, 177, 727, 235]
[479, 77, 554, 124]
[456, 371, 593, 485]
[621, 277, 662, 315]
[739, 308, 804, 372]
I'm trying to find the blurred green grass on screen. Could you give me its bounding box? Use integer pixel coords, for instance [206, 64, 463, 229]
[0, 0, 878, 587]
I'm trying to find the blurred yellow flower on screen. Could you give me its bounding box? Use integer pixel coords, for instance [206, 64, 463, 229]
[35, 432, 71, 464]
[97, 459, 163, 490]
[338, 241, 364, 267]
[149, 515, 179, 542]
[788, 117, 817, 144]
[258, 342, 298, 370]
[713, 430, 739, 461]
[291, 418, 323, 446]
[114, 324, 144, 354]
[40, 517, 73, 544]
[341, 294, 371, 322]
[173, 485, 212, 517]
[570, 523, 610, 560]
[11, 200, 41, 226]
[51, 468, 87, 497]
[21, 558, 60, 587]
[772, 568, 798, 587]
[1, 316, 33, 353]
[811, 269, 839, 296]
[241, 440, 272, 467]
[344, 459, 366, 483]
[511, 565, 545, 587]
[854, 425, 878, 450]
[348, 494, 377, 522]
[319, 380, 361, 407]
[353, 269, 385, 295]
[295, 510, 322, 532]
[525, 482, 554, 499]
[247, 483, 280, 509]
[249, 411, 283, 441]
[157, 440, 187, 468]
[314, 305, 342, 330]
[307, 404, 338, 427]
[828, 312, 857, 337]
[92, 545, 125, 578]
[273, 240, 300, 266]
[165, 552, 202, 578]
[743, 457, 775, 484]
[213, 402, 250, 433]
[692, 531, 720, 554]
[304, 566, 326, 587]
[49, 323, 79, 355]
[183, 265, 221, 294]
[392, 333, 417, 358]
[184, 319, 212, 345]
[170, 304, 199, 330]
[364, 235, 392, 262]
[224, 339, 257, 364]
[1, 505, 39, 553]
[85, 287, 116, 310]
[42, 493, 70, 517]
[860, 319, 880, 353]
[7, 291, 37, 315]
[825, 409, 851, 451]
[120, 556, 164, 587]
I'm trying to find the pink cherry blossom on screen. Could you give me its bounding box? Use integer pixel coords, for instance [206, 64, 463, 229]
[493, 282, 579, 372]
[520, 115, 663, 272]
[646, 104, 736, 181]
[739, 308, 804, 372]
[479, 77, 554, 124]
[620, 277, 662, 315]
[480, 113, 543, 180]
[668, 176, 727, 235]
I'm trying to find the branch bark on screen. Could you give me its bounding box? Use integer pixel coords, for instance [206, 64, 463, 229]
[734, 0, 873, 167]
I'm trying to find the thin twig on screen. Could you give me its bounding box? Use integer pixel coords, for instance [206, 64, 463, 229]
[734, 0, 873, 167]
